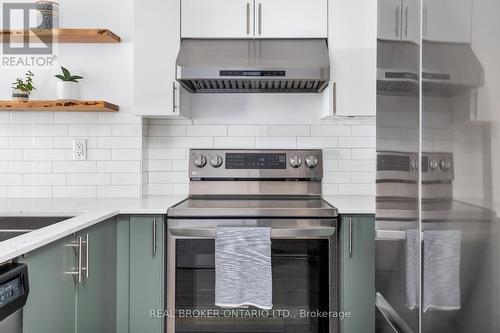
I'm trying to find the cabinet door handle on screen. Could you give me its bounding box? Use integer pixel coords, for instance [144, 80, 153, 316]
[172, 81, 178, 113]
[395, 5, 400, 38]
[246, 3, 251, 35]
[258, 3, 262, 35]
[332, 82, 336, 116]
[66, 237, 83, 283]
[349, 218, 353, 257]
[84, 234, 89, 279]
[153, 218, 157, 257]
[404, 5, 408, 38]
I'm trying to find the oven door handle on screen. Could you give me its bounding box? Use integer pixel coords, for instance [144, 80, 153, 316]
[168, 227, 336, 238]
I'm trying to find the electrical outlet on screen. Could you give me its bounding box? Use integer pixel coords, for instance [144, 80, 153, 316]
[73, 139, 87, 160]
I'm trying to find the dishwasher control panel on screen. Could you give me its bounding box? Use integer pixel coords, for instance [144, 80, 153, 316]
[0, 263, 29, 321]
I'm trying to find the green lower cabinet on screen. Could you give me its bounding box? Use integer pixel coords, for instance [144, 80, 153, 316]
[19, 217, 117, 333]
[340, 214, 375, 333]
[19, 235, 77, 333]
[125, 215, 165, 333]
[77, 217, 117, 333]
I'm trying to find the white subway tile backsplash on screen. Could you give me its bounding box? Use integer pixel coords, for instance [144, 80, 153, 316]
[0, 162, 7, 173]
[148, 148, 185, 160]
[297, 137, 338, 148]
[186, 125, 227, 136]
[25, 125, 68, 137]
[112, 173, 142, 185]
[0, 113, 9, 124]
[23, 174, 66, 186]
[112, 124, 143, 137]
[10, 137, 53, 148]
[23, 149, 67, 161]
[172, 137, 214, 148]
[97, 185, 140, 198]
[98, 137, 142, 149]
[351, 124, 376, 137]
[0, 125, 24, 136]
[338, 136, 376, 148]
[9, 162, 52, 174]
[214, 137, 255, 148]
[53, 186, 97, 198]
[269, 125, 310, 137]
[338, 160, 376, 172]
[0, 174, 23, 186]
[10, 112, 53, 125]
[8, 186, 52, 198]
[97, 161, 141, 173]
[0, 150, 23, 161]
[351, 149, 376, 160]
[350, 172, 375, 184]
[311, 125, 351, 137]
[68, 124, 112, 137]
[149, 171, 187, 184]
[227, 125, 268, 137]
[256, 137, 296, 148]
[54, 113, 98, 124]
[323, 149, 351, 160]
[149, 125, 186, 137]
[53, 161, 97, 173]
[0, 137, 8, 148]
[324, 172, 351, 184]
[338, 184, 375, 195]
[68, 174, 111, 186]
[147, 136, 174, 147]
[111, 149, 142, 160]
[148, 160, 173, 172]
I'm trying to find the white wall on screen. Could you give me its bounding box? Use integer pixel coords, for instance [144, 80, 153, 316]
[145, 117, 376, 196]
[0, 0, 377, 198]
[0, 0, 142, 198]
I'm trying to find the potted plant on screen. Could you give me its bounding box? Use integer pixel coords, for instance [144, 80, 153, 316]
[11, 71, 36, 101]
[55, 66, 84, 101]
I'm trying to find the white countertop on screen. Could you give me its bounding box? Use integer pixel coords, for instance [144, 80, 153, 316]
[0, 195, 374, 263]
[323, 195, 375, 214]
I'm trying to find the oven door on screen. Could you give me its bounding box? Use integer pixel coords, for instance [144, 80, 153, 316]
[166, 218, 338, 333]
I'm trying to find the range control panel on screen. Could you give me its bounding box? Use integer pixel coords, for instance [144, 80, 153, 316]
[189, 149, 323, 179]
[226, 153, 287, 169]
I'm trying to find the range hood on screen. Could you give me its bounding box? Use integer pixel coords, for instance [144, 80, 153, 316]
[176, 39, 330, 93]
[377, 40, 484, 96]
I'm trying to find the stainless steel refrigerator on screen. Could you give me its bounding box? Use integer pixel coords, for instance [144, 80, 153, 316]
[376, 0, 500, 332]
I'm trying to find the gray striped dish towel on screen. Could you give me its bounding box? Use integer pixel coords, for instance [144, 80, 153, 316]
[215, 227, 273, 310]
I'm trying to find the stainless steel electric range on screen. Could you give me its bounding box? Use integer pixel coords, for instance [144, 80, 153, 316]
[167, 149, 338, 333]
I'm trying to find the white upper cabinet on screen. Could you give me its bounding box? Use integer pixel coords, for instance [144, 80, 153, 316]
[378, 0, 419, 44]
[256, 0, 327, 38]
[181, 0, 327, 38]
[135, 0, 189, 117]
[378, 0, 404, 41]
[182, 0, 254, 38]
[423, 0, 472, 43]
[323, 0, 376, 117]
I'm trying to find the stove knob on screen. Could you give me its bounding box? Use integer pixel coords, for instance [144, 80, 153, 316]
[210, 154, 223, 168]
[429, 158, 438, 171]
[289, 155, 302, 168]
[439, 159, 451, 171]
[193, 154, 207, 168]
[305, 155, 319, 168]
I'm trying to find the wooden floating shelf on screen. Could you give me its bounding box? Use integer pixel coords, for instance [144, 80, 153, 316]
[0, 28, 121, 43]
[0, 100, 119, 112]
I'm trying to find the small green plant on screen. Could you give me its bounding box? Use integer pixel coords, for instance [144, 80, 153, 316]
[55, 66, 84, 82]
[11, 71, 36, 92]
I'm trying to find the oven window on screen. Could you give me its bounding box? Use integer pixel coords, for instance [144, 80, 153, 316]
[175, 239, 330, 333]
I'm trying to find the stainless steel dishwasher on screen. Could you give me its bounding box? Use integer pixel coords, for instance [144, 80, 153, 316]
[0, 263, 29, 333]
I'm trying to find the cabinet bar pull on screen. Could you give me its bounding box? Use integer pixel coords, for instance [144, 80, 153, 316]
[172, 82, 177, 113]
[66, 236, 83, 283]
[84, 234, 89, 279]
[246, 3, 251, 35]
[395, 6, 400, 38]
[153, 218, 157, 257]
[404, 5, 409, 38]
[258, 3, 262, 35]
[349, 218, 353, 257]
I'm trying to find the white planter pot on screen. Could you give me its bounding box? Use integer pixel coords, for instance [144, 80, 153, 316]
[12, 89, 30, 101]
[56, 81, 80, 101]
